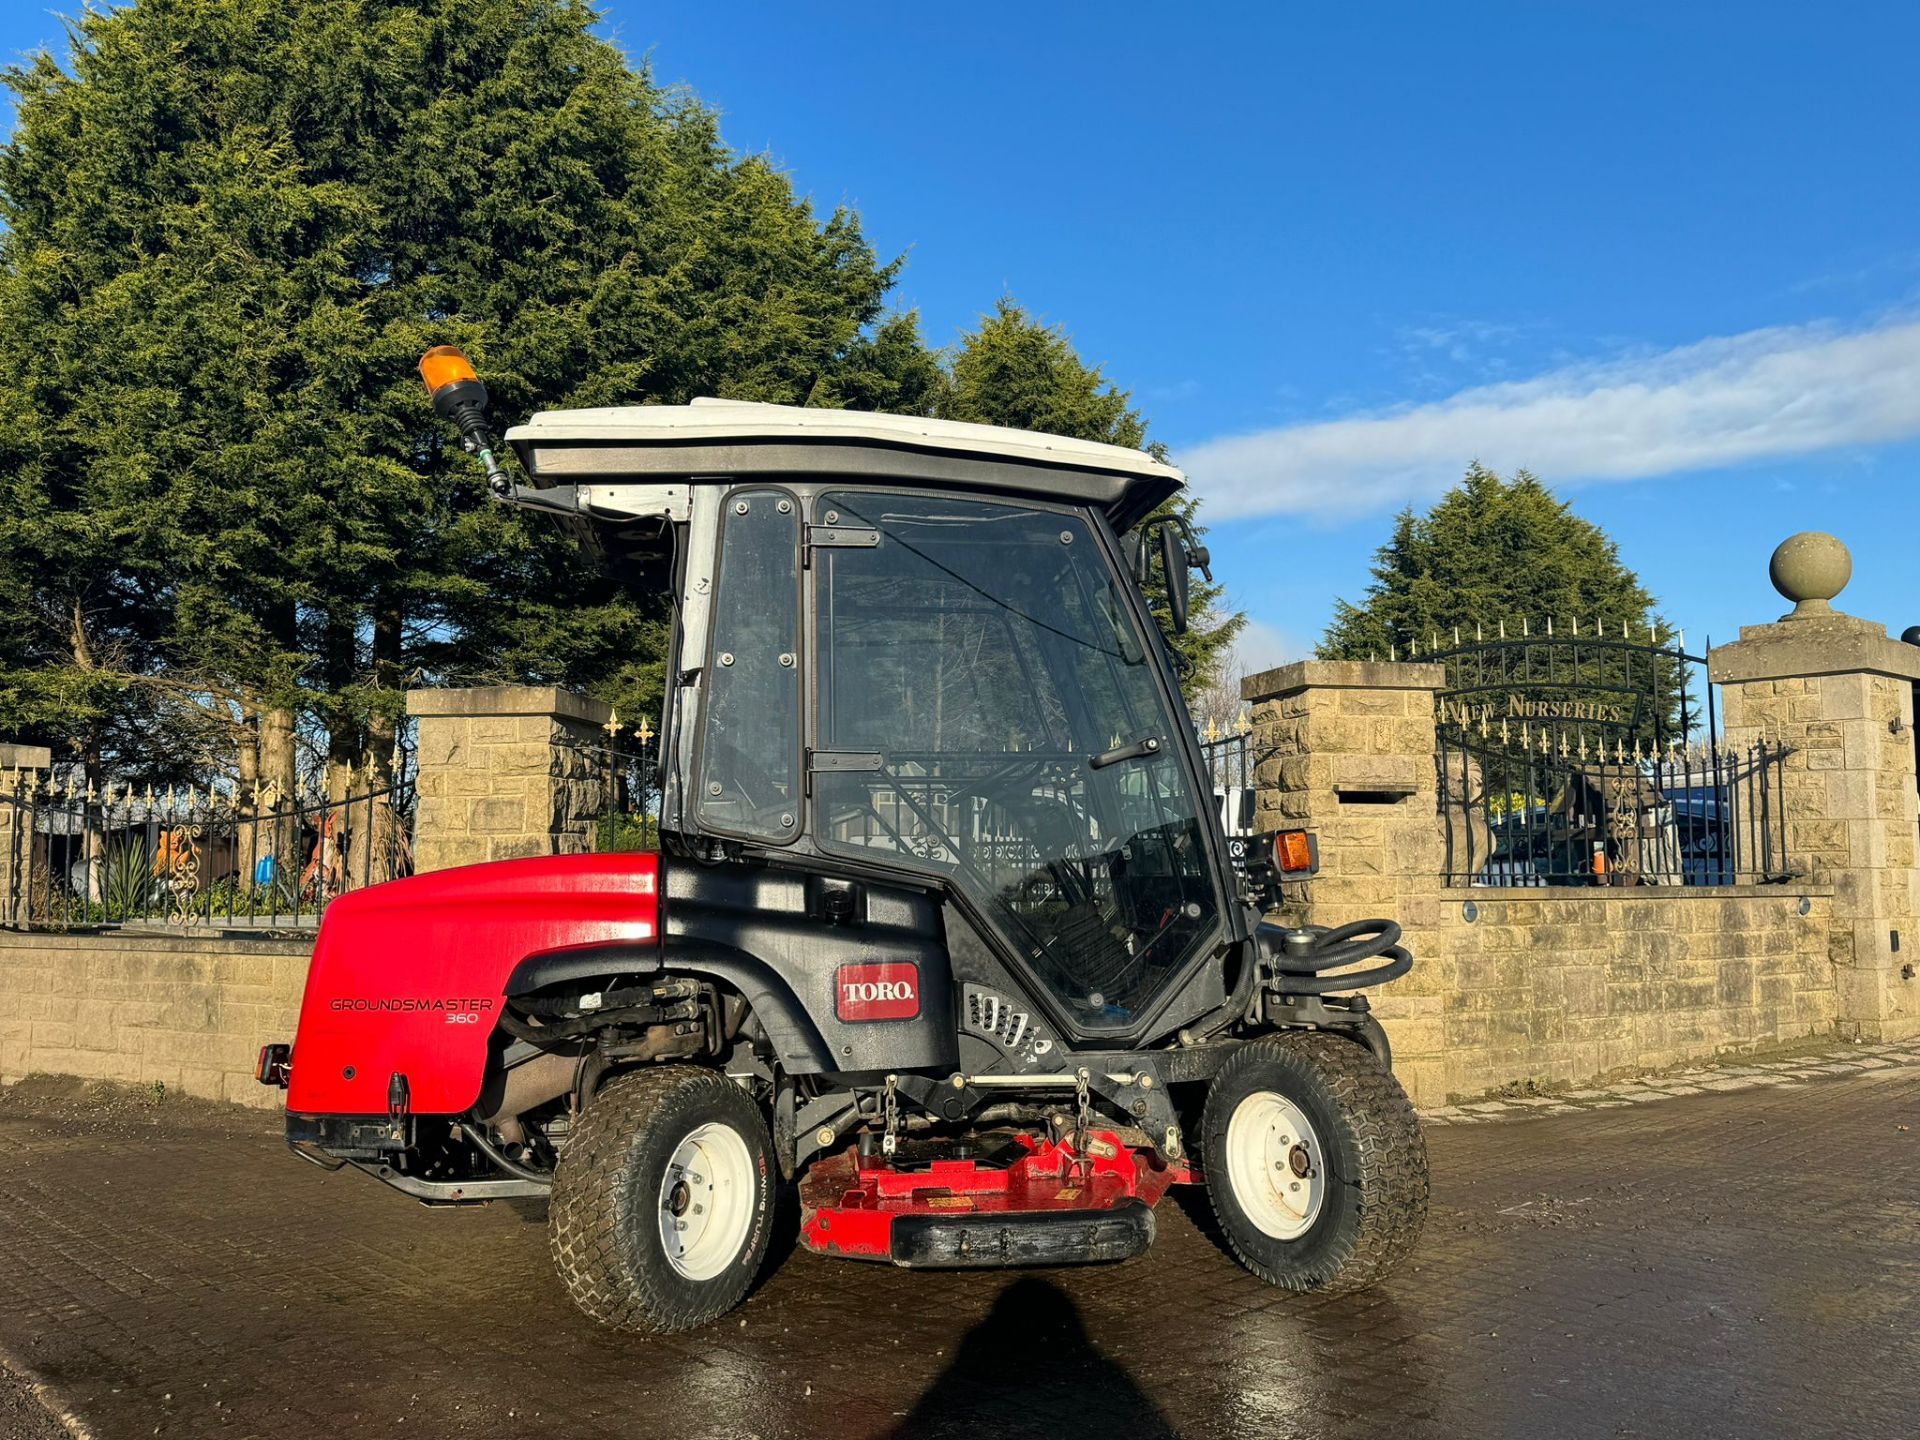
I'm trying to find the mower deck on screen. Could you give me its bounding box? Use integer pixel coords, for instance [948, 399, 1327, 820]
[798, 1130, 1191, 1269]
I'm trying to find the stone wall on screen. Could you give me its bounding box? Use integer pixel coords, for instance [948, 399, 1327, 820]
[1375, 886, 1835, 1107]
[1712, 615, 1920, 1041]
[406, 685, 613, 873]
[1243, 659, 1447, 924]
[1245, 657, 1851, 1108]
[0, 930, 308, 1109]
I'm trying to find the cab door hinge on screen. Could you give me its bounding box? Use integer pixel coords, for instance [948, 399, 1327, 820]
[803, 523, 878, 567]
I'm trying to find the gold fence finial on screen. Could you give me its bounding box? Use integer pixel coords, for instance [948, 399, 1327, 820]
[1521, 616, 1530, 638]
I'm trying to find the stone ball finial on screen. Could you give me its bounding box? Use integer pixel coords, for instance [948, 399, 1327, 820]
[1769, 531, 1852, 618]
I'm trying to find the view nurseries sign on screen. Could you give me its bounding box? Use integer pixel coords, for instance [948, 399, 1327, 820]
[1438, 694, 1636, 727]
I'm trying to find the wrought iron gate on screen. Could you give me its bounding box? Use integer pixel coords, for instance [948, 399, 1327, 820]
[1429, 626, 1793, 887]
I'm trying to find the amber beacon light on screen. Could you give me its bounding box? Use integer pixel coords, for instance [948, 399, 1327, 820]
[419, 345, 513, 496]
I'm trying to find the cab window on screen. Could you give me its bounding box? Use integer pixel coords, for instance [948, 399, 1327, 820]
[696, 489, 801, 842]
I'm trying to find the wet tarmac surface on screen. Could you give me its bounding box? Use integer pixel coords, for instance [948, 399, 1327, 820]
[0, 1059, 1916, 1440]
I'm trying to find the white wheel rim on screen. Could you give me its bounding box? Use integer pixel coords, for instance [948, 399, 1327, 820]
[657, 1121, 756, 1281]
[1225, 1091, 1326, 1241]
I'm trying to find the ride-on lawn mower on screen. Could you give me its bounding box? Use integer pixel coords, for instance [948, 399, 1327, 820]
[260, 348, 1428, 1332]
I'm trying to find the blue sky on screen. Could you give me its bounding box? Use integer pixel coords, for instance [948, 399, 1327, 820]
[5, 1, 1918, 668]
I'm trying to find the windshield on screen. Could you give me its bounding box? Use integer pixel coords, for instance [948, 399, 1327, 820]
[812, 490, 1222, 1032]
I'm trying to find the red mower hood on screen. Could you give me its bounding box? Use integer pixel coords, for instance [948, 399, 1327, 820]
[287, 852, 659, 1117]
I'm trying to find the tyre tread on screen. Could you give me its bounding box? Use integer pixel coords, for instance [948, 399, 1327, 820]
[1203, 1031, 1429, 1294]
[547, 1065, 768, 1333]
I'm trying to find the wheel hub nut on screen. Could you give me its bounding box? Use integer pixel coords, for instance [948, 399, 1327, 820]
[1288, 1144, 1312, 1178]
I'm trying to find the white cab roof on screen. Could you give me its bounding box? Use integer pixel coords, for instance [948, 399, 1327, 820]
[507, 397, 1184, 485]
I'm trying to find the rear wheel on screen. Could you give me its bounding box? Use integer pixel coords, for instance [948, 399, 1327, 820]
[548, 1066, 774, 1332]
[1201, 1031, 1427, 1292]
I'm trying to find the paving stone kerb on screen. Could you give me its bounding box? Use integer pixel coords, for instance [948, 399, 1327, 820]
[1710, 609, 1920, 1041]
[405, 684, 614, 873]
[1244, 658, 1843, 1107]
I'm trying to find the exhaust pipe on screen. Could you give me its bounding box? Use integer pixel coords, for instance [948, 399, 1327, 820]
[479, 1051, 578, 1146]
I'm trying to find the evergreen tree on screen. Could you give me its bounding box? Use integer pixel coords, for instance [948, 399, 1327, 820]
[0, 0, 903, 793]
[1320, 466, 1688, 742]
[938, 300, 1243, 693]
[0, 2, 1242, 789]
[1319, 465, 1664, 660]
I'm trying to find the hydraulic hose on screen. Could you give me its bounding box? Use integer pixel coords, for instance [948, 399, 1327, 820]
[461, 1116, 553, 1185]
[1266, 918, 1413, 995]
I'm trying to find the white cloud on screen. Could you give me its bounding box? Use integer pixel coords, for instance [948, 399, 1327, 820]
[1179, 317, 1920, 522]
[1231, 617, 1307, 676]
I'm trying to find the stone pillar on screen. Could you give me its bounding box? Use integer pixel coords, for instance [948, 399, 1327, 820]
[0, 745, 53, 928]
[1709, 534, 1920, 1041]
[405, 686, 612, 873]
[1240, 660, 1448, 927]
[1241, 661, 1455, 1101]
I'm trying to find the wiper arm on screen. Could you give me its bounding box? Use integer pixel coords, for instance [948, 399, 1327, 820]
[1089, 735, 1164, 770]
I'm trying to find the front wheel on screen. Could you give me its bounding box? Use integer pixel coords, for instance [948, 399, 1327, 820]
[548, 1066, 775, 1332]
[1201, 1031, 1428, 1293]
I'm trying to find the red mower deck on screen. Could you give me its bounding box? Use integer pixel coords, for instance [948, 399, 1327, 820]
[798, 1131, 1193, 1268]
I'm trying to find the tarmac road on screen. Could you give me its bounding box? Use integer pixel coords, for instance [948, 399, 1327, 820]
[0, 1047, 1916, 1440]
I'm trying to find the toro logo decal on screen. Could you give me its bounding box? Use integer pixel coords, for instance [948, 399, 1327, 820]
[835, 963, 920, 1022]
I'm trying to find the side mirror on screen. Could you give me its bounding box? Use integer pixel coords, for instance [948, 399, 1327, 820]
[1160, 523, 1190, 635]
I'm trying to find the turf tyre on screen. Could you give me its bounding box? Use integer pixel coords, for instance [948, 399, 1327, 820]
[548, 1066, 774, 1332]
[1201, 1031, 1427, 1293]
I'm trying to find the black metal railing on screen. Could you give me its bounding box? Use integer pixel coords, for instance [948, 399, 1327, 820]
[1428, 626, 1702, 753]
[0, 777, 413, 931]
[1436, 731, 1794, 888]
[556, 736, 662, 853]
[1199, 724, 1254, 837]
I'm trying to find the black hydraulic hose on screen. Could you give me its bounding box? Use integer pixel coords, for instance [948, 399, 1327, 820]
[1268, 919, 1412, 994]
[1278, 918, 1402, 973]
[1270, 944, 1413, 994]
[462, 1116, 552, 1185]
